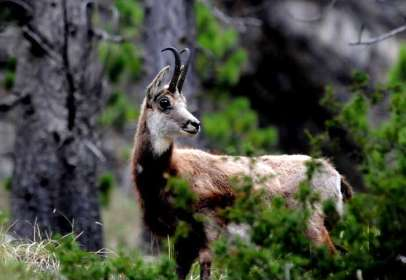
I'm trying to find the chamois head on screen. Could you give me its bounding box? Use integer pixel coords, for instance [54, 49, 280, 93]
[144, 47, 200, 151]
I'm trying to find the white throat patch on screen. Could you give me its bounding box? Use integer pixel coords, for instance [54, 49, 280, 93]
[146, 111, 172, 156]
[151, 136, 172, 156]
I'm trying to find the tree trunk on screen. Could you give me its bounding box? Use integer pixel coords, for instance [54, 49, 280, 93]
[142, 0, 198, 102]
[139, 0, 200, 254]
[10, 0, 103, 251]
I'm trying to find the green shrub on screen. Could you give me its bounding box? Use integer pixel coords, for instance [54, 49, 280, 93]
[51, 235, 177, 280]
[203, 97, 277, 155]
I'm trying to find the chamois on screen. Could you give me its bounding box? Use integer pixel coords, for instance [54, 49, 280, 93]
[131, 47, 352, 280]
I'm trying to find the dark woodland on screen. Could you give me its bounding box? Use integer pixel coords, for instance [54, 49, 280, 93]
[0, 0, 405, 279]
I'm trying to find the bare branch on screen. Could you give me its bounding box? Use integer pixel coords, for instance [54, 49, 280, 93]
[350, 24, 406, 46]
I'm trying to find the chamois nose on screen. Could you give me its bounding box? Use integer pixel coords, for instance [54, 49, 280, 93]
[183, 119, 200, 134]
[189, 120, 200, 130]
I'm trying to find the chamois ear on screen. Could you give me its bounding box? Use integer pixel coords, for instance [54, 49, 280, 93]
[146, 66, 170, 99]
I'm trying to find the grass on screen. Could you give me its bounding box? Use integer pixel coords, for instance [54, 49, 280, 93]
[0, 189, 228, 279]
[0, 227, 60, 279]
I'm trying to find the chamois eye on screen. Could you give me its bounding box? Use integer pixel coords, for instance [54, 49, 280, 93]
[159, 97, 171, 110]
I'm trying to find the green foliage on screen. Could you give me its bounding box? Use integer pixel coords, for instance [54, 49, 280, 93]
[115, 0, 144, 37]
[388, 44, 406, 86]
[98, 0, 143, 83]
[310, 47, 406, 278]
[1, 176, 12, 192]
[203, 97, 277, 155]
[205, 45, 406, 280]
[0, 261, 54, 280]
[51, 235, 177, 280]
[98, 172, 116, 208]
[2, 70, 15, 90]
[1, 57, 17, 90]
[99, 42, 142, 84]
[97, 0, 143, 130]
[214, 176, 320, 280]
[166, 177, 197, 211]
[195, 2, 277, 156]
[195, 1, 247, 86]
[0, 209, 9, 225]
[99, 90, 139, 129]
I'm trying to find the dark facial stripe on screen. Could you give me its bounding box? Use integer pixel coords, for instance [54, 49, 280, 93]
[153, 91, 164, 102]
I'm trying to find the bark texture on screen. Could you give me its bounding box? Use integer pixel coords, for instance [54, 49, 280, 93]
[10, 0, 103, 251]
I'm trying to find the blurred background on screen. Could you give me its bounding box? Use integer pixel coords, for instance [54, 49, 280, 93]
[0, 0, 405, 252]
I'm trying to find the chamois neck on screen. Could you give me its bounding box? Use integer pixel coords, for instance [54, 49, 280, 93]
[133, 101, 175, 182]
[132, 101, 178, 236]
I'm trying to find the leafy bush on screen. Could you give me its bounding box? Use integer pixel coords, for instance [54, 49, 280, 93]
[51, 235, 177, 280]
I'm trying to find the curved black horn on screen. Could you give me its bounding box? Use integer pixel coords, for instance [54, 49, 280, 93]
[161, 47, 181, 93]
[177, 48, 191, 92]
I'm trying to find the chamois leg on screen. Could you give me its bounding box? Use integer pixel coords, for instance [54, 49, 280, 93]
[175, 239, 199, 280]
[320, 226, 337, 254]
[307, 213, 337, 254]
[174, 222, 208, 280]
[199, 247, 212, 280]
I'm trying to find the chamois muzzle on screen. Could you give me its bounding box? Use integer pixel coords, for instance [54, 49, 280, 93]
[182, 119, 200, 135]
[161, 47, 181, 93]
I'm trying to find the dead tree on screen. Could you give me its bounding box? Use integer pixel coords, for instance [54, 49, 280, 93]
[1, 0, 104, 251]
